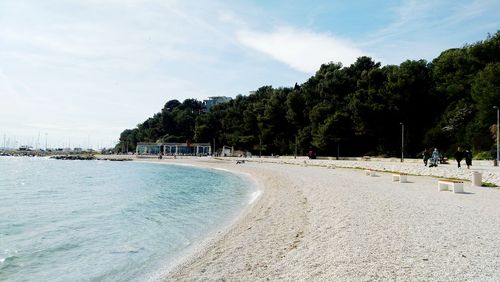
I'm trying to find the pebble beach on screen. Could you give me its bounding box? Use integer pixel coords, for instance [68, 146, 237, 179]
[136, 157, 500, 281]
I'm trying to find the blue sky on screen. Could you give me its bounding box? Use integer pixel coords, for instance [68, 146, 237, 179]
[0, 0, 498, 149]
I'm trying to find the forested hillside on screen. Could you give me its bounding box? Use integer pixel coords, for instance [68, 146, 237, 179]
[117, 31, 500, 158]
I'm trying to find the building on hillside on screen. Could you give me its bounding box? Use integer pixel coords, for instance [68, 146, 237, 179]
[202, 96, 232, 112]
[136, 142, 211, 156]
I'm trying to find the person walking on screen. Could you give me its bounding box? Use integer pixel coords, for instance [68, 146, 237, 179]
[454, 147, 463, 168]
[422, 149, 430, 166]
[464, 149, 472, 169]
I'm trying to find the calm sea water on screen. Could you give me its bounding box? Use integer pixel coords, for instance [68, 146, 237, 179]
[0, 157, 254, 281]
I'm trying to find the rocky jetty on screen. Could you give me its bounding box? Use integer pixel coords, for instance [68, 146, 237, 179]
[51, 155, 96, 160]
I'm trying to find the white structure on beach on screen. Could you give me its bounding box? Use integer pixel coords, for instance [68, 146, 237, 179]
[136, 142, 211, 156]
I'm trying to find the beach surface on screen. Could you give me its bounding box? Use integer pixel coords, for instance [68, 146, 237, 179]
[133, 157, 500, 281]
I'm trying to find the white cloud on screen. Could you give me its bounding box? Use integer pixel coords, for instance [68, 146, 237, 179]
[0, 0, 242, 148]
[237, 27, 365, 73]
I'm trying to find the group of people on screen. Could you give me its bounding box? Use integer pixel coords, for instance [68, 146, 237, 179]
[454, 147, 472, 169]
[422, 147, 472, 169]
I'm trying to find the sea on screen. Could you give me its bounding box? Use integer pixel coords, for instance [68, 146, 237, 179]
[0, 157, 255, 281]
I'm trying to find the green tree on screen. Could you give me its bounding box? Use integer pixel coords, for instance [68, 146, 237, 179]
[472, 63, 500, 123]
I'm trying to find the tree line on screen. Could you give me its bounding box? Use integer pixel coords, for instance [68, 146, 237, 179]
[116, 31, 500, 158]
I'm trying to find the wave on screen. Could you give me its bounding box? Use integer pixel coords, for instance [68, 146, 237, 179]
[109, 245, 145, 254]
[0, 255, 20, 271]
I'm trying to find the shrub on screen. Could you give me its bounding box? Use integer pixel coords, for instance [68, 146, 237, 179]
[474, 151, 493, 160]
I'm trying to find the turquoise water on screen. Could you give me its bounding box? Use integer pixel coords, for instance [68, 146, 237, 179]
[0, 157, 253, 281]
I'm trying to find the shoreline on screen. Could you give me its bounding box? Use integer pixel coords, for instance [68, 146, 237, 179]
[159, 157, 311, 281]
[134, 158, 266, 281]
[140, 157, 500, 281]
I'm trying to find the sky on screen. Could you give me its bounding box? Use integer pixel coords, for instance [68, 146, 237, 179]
[0, 0, 499, 149]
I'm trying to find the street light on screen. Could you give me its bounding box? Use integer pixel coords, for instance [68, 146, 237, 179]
[400, 122, 404, 162]
[294, 135, 297, 159]
[494, 106, 499, 166]
[259, 135, 262, 158]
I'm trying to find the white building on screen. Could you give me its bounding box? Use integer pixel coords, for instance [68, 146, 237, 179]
[202, 96, 232, 112]
[136, 142, 211, 156]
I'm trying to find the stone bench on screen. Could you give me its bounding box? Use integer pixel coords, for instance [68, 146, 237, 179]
[365, 169, 376, 176]
[438, 179, 464, 193]
[392, 173, 407, 183]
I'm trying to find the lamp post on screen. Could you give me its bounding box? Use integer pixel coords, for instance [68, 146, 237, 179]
[294, 135, 297, 159]
[400, 122, 404, 162]
[494, 106, 499, 166]
[259, 136, 262, 158]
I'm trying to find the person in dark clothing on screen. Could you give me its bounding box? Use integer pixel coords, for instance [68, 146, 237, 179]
[308, 150, 316, 159]
[454, 147, 463, 168]
[422, 149, 430, 166]
[464, 149, 472, 169]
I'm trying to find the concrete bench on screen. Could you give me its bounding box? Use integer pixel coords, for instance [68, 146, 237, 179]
[365, 169, 376, 176]
[392, 173, 407, 183]
[438, 179, 464, 193]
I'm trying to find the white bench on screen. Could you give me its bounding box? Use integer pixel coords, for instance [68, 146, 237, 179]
[392, 173, 407, 183]
[365, 169, 376, 176]
[438, 179, 464, 193]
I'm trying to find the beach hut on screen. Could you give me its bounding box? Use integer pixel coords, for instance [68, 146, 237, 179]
[136, 142, 211, 156]
[163, 142, 211, 156]
[136, 143, 162, 155]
